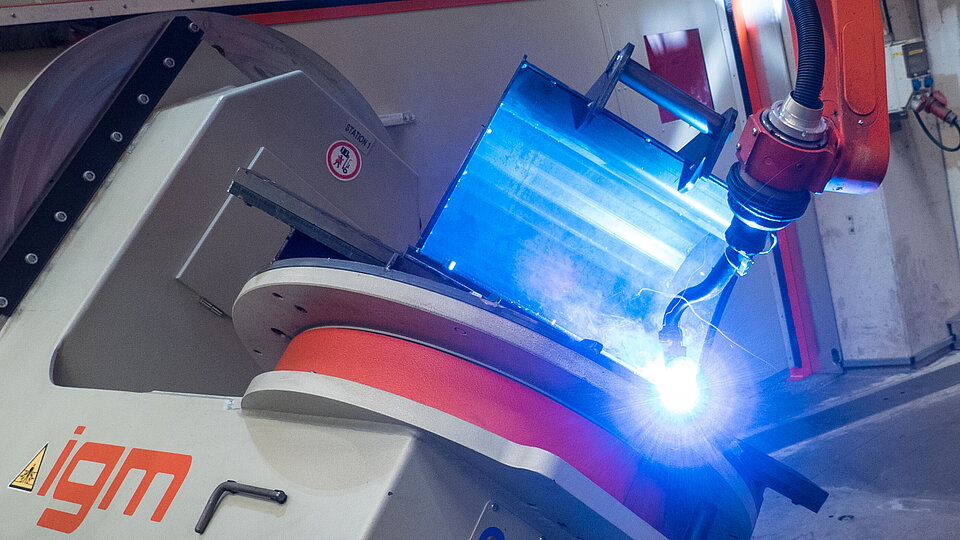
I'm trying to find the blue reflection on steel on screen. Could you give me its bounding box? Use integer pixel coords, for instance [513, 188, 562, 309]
[419, 62, 733, 373]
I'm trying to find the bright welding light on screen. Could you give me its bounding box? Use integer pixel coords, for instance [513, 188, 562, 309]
[650, 357, 701, 415]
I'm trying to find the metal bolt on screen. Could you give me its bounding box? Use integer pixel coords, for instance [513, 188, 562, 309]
[162, 57, 176, 68]
[110, 131, 123, 143]
[24, 253, 38, 265]
[137, 93, 150, 104]
[54, 211, 67, 223]
[489, 502, 499, 512]
[752, 127, 758, 136]
[0, 297, 7, 309]
[82, 170, 96, 182]
[858, 119, 864, 125]
[188, 22, 200, 33]
[736, 143, 741, 150]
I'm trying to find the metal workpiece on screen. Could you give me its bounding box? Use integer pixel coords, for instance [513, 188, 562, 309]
[579, 43, 737, 191]
[581, 43, 730, 136]
[619, 56, 728, 136]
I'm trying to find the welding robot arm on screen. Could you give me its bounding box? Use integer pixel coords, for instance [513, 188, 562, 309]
[659, 0, 890, 358]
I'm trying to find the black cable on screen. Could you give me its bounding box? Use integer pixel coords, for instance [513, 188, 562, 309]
[724, 0, 754, 115]
[914, 110, 960, 152]
[880, 0, 895, 41]
[661, 248, 738, 343]
[702, 274, 738, 360]
[785, 0, 825, 108]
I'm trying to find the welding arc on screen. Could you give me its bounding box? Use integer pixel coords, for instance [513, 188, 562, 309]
[914, 110, 960, 152]
[661, 248, 738, 347]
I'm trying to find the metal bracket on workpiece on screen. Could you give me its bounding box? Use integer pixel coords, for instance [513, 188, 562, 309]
[0, 16, 204, 317]
[577, 43, 738, 191]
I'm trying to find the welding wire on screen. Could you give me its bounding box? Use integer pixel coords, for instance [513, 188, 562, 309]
[661, 248, 738, 340]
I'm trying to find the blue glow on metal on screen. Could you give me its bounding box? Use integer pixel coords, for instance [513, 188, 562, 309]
[419, 62, 733, 375]
[644, 356, 701, 414]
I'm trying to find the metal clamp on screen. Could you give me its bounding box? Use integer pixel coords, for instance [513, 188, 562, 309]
[577, 43, 738, 191]
[195, 480, 287, 534]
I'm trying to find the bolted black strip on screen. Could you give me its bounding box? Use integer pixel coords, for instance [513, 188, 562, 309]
[0, 16, 203, 317]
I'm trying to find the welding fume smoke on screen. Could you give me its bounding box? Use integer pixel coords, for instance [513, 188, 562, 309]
[509, 235, 754, 463]
[514, 235, 725, 415]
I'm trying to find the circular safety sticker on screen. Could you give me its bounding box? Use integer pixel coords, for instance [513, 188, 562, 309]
[326, 140, 362, 181]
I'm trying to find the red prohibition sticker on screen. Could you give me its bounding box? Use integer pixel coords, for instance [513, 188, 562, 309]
[327, 140, 362, 181]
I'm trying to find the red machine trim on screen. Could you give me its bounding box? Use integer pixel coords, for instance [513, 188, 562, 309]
[276, 327, 663, 520]
[733, 0, 889, 193]
[818, 0, 889, 192]
[730, 0, 890, 377]
[779, 226, 819, 379]
[241, 0, 521, 25]
[729, 0, 823, 378]
[729, 0, 767, 115]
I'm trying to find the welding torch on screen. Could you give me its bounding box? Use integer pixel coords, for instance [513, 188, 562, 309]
[658, 0, 837, 360]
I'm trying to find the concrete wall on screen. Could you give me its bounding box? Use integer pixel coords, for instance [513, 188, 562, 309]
[812, 0, 960, 365]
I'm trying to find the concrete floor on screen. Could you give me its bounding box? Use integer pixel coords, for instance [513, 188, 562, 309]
[748, 350, 960, 539]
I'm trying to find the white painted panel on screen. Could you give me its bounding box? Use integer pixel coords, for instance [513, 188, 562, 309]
[885, 113, 960, 356]
[273, 1, 614, 225]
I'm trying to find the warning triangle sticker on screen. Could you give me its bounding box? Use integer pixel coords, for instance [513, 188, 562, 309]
[9, 444, 47, 492]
